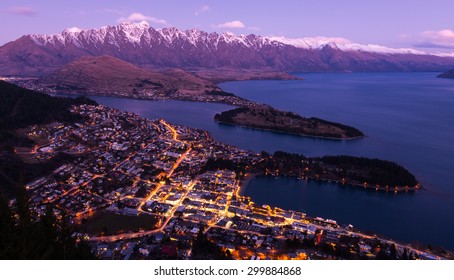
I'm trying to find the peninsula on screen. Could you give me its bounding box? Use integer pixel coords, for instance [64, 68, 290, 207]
[215, 105, 364, 140]
[258, 151, 420, 192]
[437, 69, 454, 79]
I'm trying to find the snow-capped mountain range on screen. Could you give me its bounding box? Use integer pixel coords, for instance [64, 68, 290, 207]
[269, 36, 425, 55]
[27, 21, 431, 55]
[1, 21, 454, 76]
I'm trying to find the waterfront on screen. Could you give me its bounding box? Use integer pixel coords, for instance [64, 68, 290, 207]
[91, 72, 454, 250]
[244, 175, 452, 249]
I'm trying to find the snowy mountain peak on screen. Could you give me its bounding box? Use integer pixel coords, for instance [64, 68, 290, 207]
[119, 20, 150, 27]
[137, 20, 150, 27]
[117, 21, 152, 43]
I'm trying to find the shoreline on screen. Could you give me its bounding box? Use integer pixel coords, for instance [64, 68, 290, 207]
[238, 172, 260, 196]
[51, 90, 365, 141]
[27, 76, 366, 142]
[256, 173, 421, 194]
[238, 172, 421, 196]
[216, 120, 364, 141]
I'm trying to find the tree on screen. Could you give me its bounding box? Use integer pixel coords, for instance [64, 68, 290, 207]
[402, 248, 409, 260]
[390, 244, 397, 259]
[101, 226, 109, 236]
[0, 191, 95, 259]
[191, 225, 230, 260]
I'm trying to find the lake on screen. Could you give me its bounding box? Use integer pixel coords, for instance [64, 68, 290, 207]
[90, 72, 454, 250]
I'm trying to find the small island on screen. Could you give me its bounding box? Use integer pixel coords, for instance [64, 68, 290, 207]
[215, 105, 364, 140]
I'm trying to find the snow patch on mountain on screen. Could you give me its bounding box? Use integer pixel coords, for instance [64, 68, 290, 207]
[24, 22, 449, 56]
[269, 36, 427, 55]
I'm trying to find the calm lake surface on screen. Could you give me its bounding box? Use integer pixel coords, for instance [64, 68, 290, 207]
[91, 72, 454, 250]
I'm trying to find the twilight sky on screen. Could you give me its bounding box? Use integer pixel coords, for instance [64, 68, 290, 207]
[1, 0, 454, 52]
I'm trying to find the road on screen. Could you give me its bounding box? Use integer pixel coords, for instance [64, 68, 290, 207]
[91, 120, 193, 242]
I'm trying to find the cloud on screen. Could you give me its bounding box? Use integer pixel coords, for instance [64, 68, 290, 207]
[413, 29, 454, 49]
[195, 5, 210, 16]
[216, 20, 245, 29]
[117, 12, 169, 26]
[7, 6, 36, 17]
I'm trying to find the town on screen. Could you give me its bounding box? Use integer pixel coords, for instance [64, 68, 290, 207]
[15, 104, 442, 260]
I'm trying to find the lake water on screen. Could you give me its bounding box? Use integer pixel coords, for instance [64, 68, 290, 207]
[90, 72, 454, 250]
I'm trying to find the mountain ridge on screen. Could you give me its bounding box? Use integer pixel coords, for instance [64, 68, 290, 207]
[2, 21, 454, 77]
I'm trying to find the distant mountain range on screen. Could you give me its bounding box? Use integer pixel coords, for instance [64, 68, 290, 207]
[1, 21, 454, 77]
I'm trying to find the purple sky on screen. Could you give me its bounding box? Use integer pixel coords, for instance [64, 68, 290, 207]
[1, 0, 454, 52]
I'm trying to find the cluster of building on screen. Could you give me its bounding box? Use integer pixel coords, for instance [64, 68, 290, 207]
[17, 104, 442, 260]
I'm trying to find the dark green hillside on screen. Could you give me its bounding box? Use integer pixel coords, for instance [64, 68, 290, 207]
[0, 80, 96, 134]
[0, 81, 96, 196]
